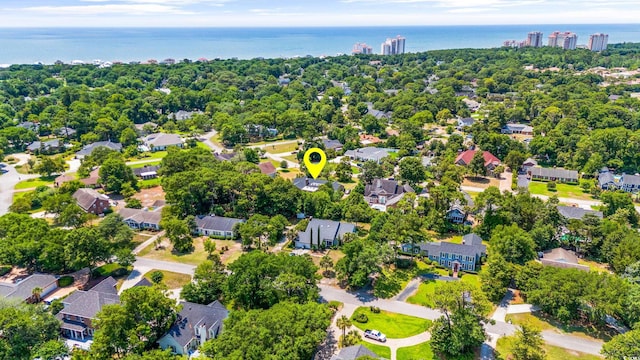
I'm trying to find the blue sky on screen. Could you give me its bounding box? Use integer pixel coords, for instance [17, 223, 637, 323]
[1, 0, 639, 27]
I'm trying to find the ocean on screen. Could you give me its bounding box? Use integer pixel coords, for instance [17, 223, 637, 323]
[0, 24, 639, 65]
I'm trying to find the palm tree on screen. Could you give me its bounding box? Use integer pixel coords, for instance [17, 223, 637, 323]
[31, 287, 42, 303]
[336, 315, 352, 342]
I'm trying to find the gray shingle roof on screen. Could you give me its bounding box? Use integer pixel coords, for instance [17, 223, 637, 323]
[0, 274, 58, 301]
[292, 177, 343, 192]
[331, 344, 381, 360]
[323, 139, 344, 150]
[132, 165, 160, 177]
[72, 188, 109, 211]
[27, 139, 62, 152]
[164, 301, 229, 347]
[622, 174, 640, 186]
[76, 141, 122, 157]
[59, 277, 119, 320]
[195, 215, 244, 233]
[557, 206, 603, 220]
[364, 179, 413, 197]
[598, 171, 615, 187]
[458, 117, 475, 126]
[298, 219, 356, 246]
[417, 235, 486, 258]
[117, 208, 162, 227]
[463, 233, 483, 246]
[143, 133, 183, 148]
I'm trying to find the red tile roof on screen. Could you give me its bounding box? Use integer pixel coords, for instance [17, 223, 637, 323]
[455, 150, 500, 167]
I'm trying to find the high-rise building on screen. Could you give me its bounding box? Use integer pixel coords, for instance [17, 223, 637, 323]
[380, 35, 406, 55]
[548, 31, 577, 50]
[352, 43, 373, 55]
[526, 32, 544, 47]
[588, 33, 609, 52]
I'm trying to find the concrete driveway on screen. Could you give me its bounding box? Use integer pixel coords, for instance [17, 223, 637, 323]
[0, 155, 39, 216]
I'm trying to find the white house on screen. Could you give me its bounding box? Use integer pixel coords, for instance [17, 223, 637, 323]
[142, 133, 183, 152]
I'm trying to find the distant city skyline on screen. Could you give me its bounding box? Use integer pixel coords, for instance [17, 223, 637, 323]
[0, 0, 639, 27]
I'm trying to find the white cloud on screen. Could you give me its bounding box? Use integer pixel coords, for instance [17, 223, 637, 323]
[21, 4, 194, 15]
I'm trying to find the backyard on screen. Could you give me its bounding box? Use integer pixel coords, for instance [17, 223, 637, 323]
[528, 181, 593, 201]
[349, 307, 432, 339]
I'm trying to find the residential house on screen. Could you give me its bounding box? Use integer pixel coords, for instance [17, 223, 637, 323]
[540, 248, 590, 272]
[72, 188, 110, 215]
[54, 174, 75, 187]
[529, 167, 579, 183]
[57, 126, 77, 138]
[142, 133, 183, 152]
[557, 205, 603, 221]
[292, 177, 344, 193]
[365, 102, 392, 120]
[117, 208, 162, 230]
[598, 170, 617, 191]
[501, 123, 534, 135]
[521, 158, 538, 173]
[0, 274, 58, 303]
[258, 162, 277, 177]
[75, 141, 122, 159]
[158, 301, 229, 355]
[457, 117, 475, 130]
[26, 139, 63, 154]
[446, 202, 467, 224]
[169, 110, 203, 121]
[359, 134, 382, 145]
[454, 150, 501, 174]
[323, 139, 344, 152]
[134, 122, 158, 135]
[296, 218, 356, 249]
[331, 345, 382, 360]
[17, 121, 39, 133]
[57, 277, 120, 340]
[403, 234, 486, 272]
[194, 215, 244, 238]
[462, 98, 481, 111]
[133, 165, 160, 180]
[597, 169, 640, 193]
[80, 168, 101, 188]
[364, 179, 414, 211]
[422, 156, 436, 168]
[214, 152, 238, 162]
[344, 147, 396, 164]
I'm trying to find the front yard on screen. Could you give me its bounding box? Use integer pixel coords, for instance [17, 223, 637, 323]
[407, 273, 481, 308]
[138, 237, 243, 265]
[14, 176, 54, 190]
[350, 307, 432, 339]
[461, 176, 500, 189]
[505, 312, 615, 342]
[528, 181, 593, 201]
[144, 269, 191, 289]
[264, 142, 299, 154]
[397, 341, 434, 360]
[359, 341, 391, 359]
[496, 335, 601, 360]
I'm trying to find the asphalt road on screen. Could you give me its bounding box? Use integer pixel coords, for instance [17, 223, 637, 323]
[0, 158, 39, 216]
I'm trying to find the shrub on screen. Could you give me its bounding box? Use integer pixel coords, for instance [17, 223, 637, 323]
[58, 276, 74, 287]
[457, 272, 464, 278]
[547, 181, 557, 192]
[354, 313, 368, 323]
[49, 298, 64, 315]
[328, 301, 342, 311]
[150, 270, 164, 284]
[369, 306, 381, 314]
[448, 269, 453, 277]
[0, 265, 11, 276]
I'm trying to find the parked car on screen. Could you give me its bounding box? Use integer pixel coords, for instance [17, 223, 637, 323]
[364, 329, 387, 342]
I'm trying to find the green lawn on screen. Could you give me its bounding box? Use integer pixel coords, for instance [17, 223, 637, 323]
[94, 263, 131, 278]
[264, 142, 299, 154]
[351, 166, 360, 175]
[528, 181, 593, 201]
[129, 160, 162, 168]
[14, 177, 54, 190]
[139, 178, 161, 187]
[407, 274, 480, 308]
[505, 313, 614, 342]
[407, 280, 437, 308]
[195, 141, 210, 150]
[133, 151, 168, 161]
[282, 154, 299, 163]
[350, 307, 432, 339]
[496, 335, 602, 360]
[397, 341, 435, 360]
[138, 237, 242, 266]
[360, 341, 391, 359]
[144, 269, 191, 289]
